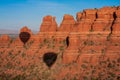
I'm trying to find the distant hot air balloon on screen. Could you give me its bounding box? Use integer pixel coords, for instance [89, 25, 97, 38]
[19, 32, 30, 44]
[43, 52, 57, 68]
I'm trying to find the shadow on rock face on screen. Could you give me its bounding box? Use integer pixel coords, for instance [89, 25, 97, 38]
[19, 32, 31, 44]
[66, 36, 69, 47]
[43, 52, 57, 68]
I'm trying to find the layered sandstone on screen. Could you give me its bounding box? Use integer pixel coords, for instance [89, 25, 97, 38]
[93, 7, 116, 34]
[76, 9, 97, 32]
[40, 15, 58, 32]
[59, 14, 75, 32]
[0, 6, 120, 80]
[112, 6, 120, 35]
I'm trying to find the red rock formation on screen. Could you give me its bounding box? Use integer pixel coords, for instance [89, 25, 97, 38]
[56, 14, 75, 44]
[0, 6, 120, 80]
[76, 12, 82, 22]
[63, 33, 79, 64]
[40, 15, 58, 32]
[93, 6, 116, 34]
[0, 34, 11, 47]
[11, 26, 33, 47]
[39, 15, 58, 38]
[20, 26, 33, 35]
[59, 14, 75, 32]
[112, 7, 120, 35]
[76, 9, 97, 32]
[0, 34, 10, 41]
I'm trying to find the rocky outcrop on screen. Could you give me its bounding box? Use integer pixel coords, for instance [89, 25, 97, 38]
[0, 34, 10, 41]
[40, 15, 58, 32]
[76, 9, 97, 32]
[112, 7, 120, 35]
[93, 7, 116, 34]
[20, 26, 33, 35]
[56, 14, 76, 45]
[0, 6, 120, 80]
[58, 14, 75, 32]
[11, 26, 33, 47]
[62, 6, 120, 63]
[63, 33, 79, 63]
[0, 34, 11, 47]
[39, 15, 58, 39]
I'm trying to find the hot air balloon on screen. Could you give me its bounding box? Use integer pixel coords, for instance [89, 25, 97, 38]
[19, 32, 30, 44]
[43, 52, 57, 68]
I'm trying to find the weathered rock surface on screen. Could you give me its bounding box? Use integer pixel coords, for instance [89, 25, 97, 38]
[93, 7, 116, 34]
[0, 6, 120, 80]
[112, 7, 120, 35]
[76, 9, 97, 32]
[40, 15, 58, 32]
[58, 14, 75, 32]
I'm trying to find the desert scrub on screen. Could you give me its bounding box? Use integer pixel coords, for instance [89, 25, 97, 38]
[106, 33, 111, 41]
[47, 42, 55, 49]
[29, 40, 34, 45]
[0, 73, 26, 80]
[90, 49, 96, 54]
[83, 76, 88, 80]
[9, 39, 13, 44]
[26, 40, 34, 48]
[0, 73, 11, 80]
[89, 28, 94, 32]
[8, 51, 15, 59]
[91, 77, 98, 80]
[84, 40, 94, 46]
[59, 39, 66, 46]
[23, 45, 28, 49]
[70, 76, 78, 80]
[59, 46, 64, 51]
[5, 62, 13, 69]
[41, 70, 52, 80]
[39, 43, 44, 49]
[43, 38, 49, 44]
[12, 75, 25, 80]
[101, 48, 106, 55]
[81, 64, 87, 69]
[21, 52, 26, 58]
[51, 37, 55, 44]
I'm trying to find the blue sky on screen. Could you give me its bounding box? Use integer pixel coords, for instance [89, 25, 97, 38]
[0, 0, 120, 31]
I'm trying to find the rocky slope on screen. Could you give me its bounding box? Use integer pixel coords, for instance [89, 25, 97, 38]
[0, 6, 120, 80]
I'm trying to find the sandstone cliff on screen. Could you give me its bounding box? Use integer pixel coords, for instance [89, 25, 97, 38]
[40, 15, 58, 32]
[0, 6, 120, 80]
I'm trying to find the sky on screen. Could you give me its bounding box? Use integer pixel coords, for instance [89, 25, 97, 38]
[0, 0, 120, 32]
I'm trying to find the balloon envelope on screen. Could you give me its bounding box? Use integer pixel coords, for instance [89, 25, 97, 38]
[19, 32, 30, 44]
[43, 52, 57, 68]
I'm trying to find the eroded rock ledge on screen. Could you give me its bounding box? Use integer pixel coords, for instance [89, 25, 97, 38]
[0, 6, 120, 80]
